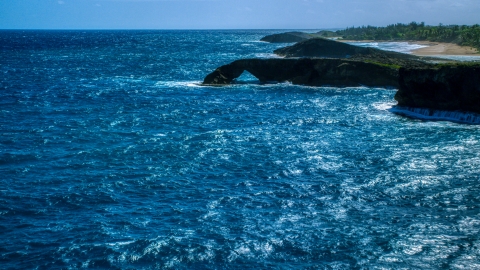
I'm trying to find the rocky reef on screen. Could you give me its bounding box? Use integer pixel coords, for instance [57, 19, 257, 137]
[203, 58, 398, 88]
[395, 64, 480, 113]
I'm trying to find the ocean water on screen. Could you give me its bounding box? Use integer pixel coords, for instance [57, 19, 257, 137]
[1, 30, 480, 269]
[346, 41, 429, 54]
[348, 41, 480, 62]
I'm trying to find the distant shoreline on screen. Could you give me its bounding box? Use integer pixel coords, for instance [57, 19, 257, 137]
[409, 41, 479, 56]
[339, 39, 479, 56]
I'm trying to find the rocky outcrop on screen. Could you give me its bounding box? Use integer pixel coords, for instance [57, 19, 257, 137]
[203, 35, 480, 117]
[275, 38, 369, 58]
[203, 38, 436, 88]
[274, 38, 434, 68]
[261, 31, 338, 43]
[260, 32, 313, 43]
[395, 64, 480, 113]
[203, 58, 399, 88]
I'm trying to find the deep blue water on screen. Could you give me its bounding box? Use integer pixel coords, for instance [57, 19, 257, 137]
[1, 30, 480, 269]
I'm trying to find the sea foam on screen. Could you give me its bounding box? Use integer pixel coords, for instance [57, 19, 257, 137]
[347, 41, 429, 54]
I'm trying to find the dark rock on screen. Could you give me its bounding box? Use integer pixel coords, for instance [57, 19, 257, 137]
[395, 64, 480, 113]
[260, 32, 314, 43]
[274, 38, 434, 68]
[260, 31, 339, 43]
[203, 58, 399, 88]
[316, 30, 338, 38]
[275, 37, 367, 58]
[203, 38, 437, 89]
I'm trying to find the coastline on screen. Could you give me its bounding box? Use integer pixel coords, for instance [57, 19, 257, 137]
[409, 41, 479, 56]
[339, 39, 479, 56]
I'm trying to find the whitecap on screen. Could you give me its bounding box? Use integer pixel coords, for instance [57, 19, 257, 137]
[154, 81, 203, 88]
[347, 41, 429, 54]
[254, 53, 283, 59]
[106, 241, 135, 247]
[372, 101, 396, 111]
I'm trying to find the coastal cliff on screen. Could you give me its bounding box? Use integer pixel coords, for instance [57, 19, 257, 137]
[203, 58, 398, 88]
[203, 36, 480, 116]
[395, 64, 480, 113]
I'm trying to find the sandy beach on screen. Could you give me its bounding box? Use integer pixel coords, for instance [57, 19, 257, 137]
[409, 41, 478, 56]
[340, 39, 479, 56]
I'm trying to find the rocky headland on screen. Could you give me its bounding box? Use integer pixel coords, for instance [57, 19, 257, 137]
[203, 58, 398, 88]
[203, 34, 480, 116]
[260, 31, 337, 43]
[273, 38, 434, 68]
[204, 37, 434, 87]
[395, 63, 480, 113]
[260, 32, 313, 43]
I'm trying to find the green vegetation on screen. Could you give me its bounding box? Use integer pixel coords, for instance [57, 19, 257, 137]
[364, 60, 402, 70]
[336, 22, 480, 51]
[315, 30, 338, 38]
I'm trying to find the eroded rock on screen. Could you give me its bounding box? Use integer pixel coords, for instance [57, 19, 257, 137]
[203, 58, 399, 88]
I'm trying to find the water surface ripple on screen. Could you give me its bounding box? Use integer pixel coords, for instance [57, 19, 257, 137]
[1, 30, 480, 269]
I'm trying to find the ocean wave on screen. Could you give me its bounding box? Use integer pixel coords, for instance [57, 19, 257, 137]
[347, 41, 429, 54]
[3, 30, 480, 269]
[254, 53, 282, 59]
[390, 106, 480, 124]
[154, 81, 204, 88]
[372, 102, 396, 111]
[431, 55, 480, 62]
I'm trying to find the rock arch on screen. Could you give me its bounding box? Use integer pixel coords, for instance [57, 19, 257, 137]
[202, 58, 399, 88]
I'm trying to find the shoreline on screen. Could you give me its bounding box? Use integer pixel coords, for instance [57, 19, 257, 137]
[338, 39, 479, 56]
[409, 41, 479, 56]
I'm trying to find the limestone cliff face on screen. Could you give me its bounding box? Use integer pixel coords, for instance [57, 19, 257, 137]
[203, 58, 399, 88]
[395, 64, 480, 113]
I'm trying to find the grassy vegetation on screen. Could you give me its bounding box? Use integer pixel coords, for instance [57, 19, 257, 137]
[315, 30, 339, 38]
[336, 22, 480, 51]
[364, 60, 402, 70]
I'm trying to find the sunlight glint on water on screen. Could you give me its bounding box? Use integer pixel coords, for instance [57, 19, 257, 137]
[0, 30, 480, 269]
